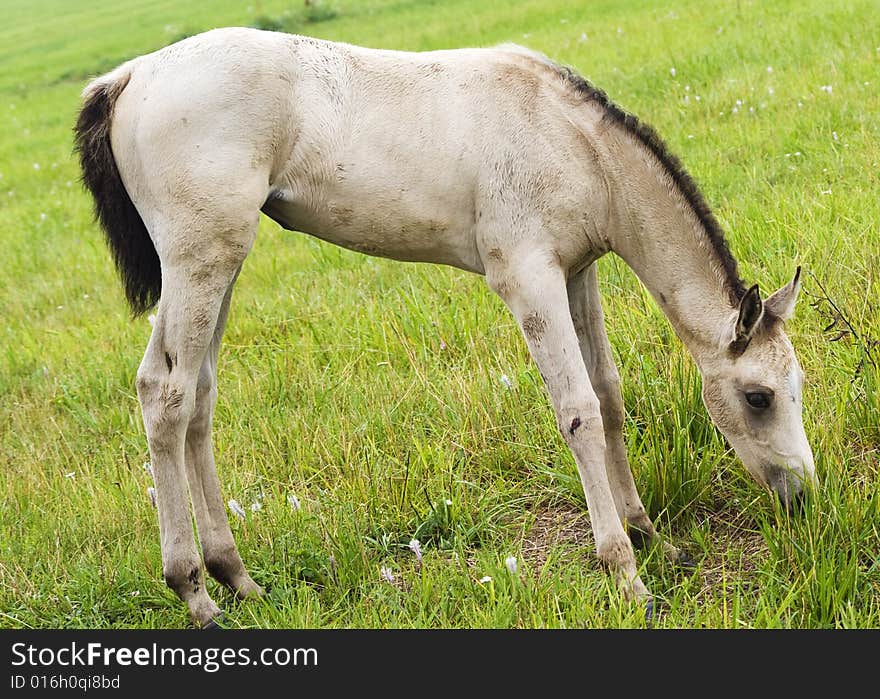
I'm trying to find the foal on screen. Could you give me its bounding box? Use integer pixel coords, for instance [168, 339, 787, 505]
[75, 28, 816, 627]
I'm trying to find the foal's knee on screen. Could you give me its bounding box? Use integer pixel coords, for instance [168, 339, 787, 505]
[557, 402, 603, 444]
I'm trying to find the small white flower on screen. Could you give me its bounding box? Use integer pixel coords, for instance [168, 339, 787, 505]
[439, 339, 447, 350]
[228, 499, 246, 519]
[767, 86, 774, 95]
[736, 99, 743, 106]
[695, 95, 701, 101]
[832, 131, 839, 141]
[130, 590, 140, 597]
[683, 94, 690, 104]
[684, 84, 690, 92]
[478, 575, 493, 584]
[687, 134, 694, 139]
[288, 493, 301, 511]
[670, 67, 676, 77]
[40, 213, 46, 221]
[821, 189, 832, 195]
[444, 499, 453, 506]
[797, 101, 803, 108]
[65, 471, 75, 479]
[499, 373, 512, 389]
[380, 566, 395, 583]
[820, 85, 833, 94]
[732, 106, 739, 114]
[794, 151, 802, 156]
[147, 487, 157, 509]
[147, 314, 156, 327]
[408, 539, 423, 563]
[250, 501, 262, 512]
[143, 462, 154, 480]
[749, 106, 755, 114]
[505, 555, 518, 575]
[578, 32, 588, 43]
[32, 163, 40, 170]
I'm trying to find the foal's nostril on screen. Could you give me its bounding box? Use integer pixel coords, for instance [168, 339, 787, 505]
[765, 464, 806, 514]
[772, 476, 805, 515]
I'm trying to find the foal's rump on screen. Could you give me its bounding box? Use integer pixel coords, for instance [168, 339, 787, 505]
[74, 30, 293, 313]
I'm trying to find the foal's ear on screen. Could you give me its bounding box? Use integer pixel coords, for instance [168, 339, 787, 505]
[764, 266, 802, 321]
[735, 284, 764, 341]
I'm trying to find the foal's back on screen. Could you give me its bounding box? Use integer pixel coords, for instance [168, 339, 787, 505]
[109, 27, 609, 275]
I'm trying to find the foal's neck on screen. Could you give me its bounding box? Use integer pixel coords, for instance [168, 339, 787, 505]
[604, 129, 737, 359]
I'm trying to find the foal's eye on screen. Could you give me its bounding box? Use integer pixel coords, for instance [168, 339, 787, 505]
[745, 392, 772, 410]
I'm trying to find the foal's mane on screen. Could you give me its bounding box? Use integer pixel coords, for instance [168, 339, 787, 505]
[553, 63, 748, 307]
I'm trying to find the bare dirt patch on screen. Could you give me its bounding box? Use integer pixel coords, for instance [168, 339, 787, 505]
[522, 503, 593, 570]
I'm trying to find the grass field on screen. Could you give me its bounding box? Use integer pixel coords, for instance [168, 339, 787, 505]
[1, 0, 878, 629]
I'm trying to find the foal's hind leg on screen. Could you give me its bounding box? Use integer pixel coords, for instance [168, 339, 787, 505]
[486, 251, 650, 606]
[138, 219, 256, 628]
[184, 272, 263, 599]
[567, 264, 684, 563]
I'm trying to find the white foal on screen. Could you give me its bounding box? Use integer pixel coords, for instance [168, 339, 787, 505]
[75, 28, 815, 626]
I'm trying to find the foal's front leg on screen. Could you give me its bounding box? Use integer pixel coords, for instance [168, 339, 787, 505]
[567, 264, 685, 563]
[486, 252, 650, 608]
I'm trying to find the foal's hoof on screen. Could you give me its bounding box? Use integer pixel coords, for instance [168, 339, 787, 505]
[644, 599, 655, 625]
[201, 612, 226, 630]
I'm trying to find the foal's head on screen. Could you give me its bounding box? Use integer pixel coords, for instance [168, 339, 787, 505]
[699, 268, 816, 508]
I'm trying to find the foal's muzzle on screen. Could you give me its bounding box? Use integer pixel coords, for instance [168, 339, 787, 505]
[766, 463, 815, 513]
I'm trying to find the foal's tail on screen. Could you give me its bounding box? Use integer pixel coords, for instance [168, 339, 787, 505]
[74, 65, 160, 316]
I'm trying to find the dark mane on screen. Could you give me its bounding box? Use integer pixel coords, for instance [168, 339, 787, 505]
[554, 64, 747, 306]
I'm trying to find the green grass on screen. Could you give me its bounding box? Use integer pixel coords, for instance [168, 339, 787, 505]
[1, 0, 878, 629]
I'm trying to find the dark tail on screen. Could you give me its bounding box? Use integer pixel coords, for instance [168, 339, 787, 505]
[74, 68, 161, 316]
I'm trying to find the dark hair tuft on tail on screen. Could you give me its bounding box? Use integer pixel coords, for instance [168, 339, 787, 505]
[74, 73, 161, 316]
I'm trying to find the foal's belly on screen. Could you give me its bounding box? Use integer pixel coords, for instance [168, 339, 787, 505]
[261, 178, 485, 275]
